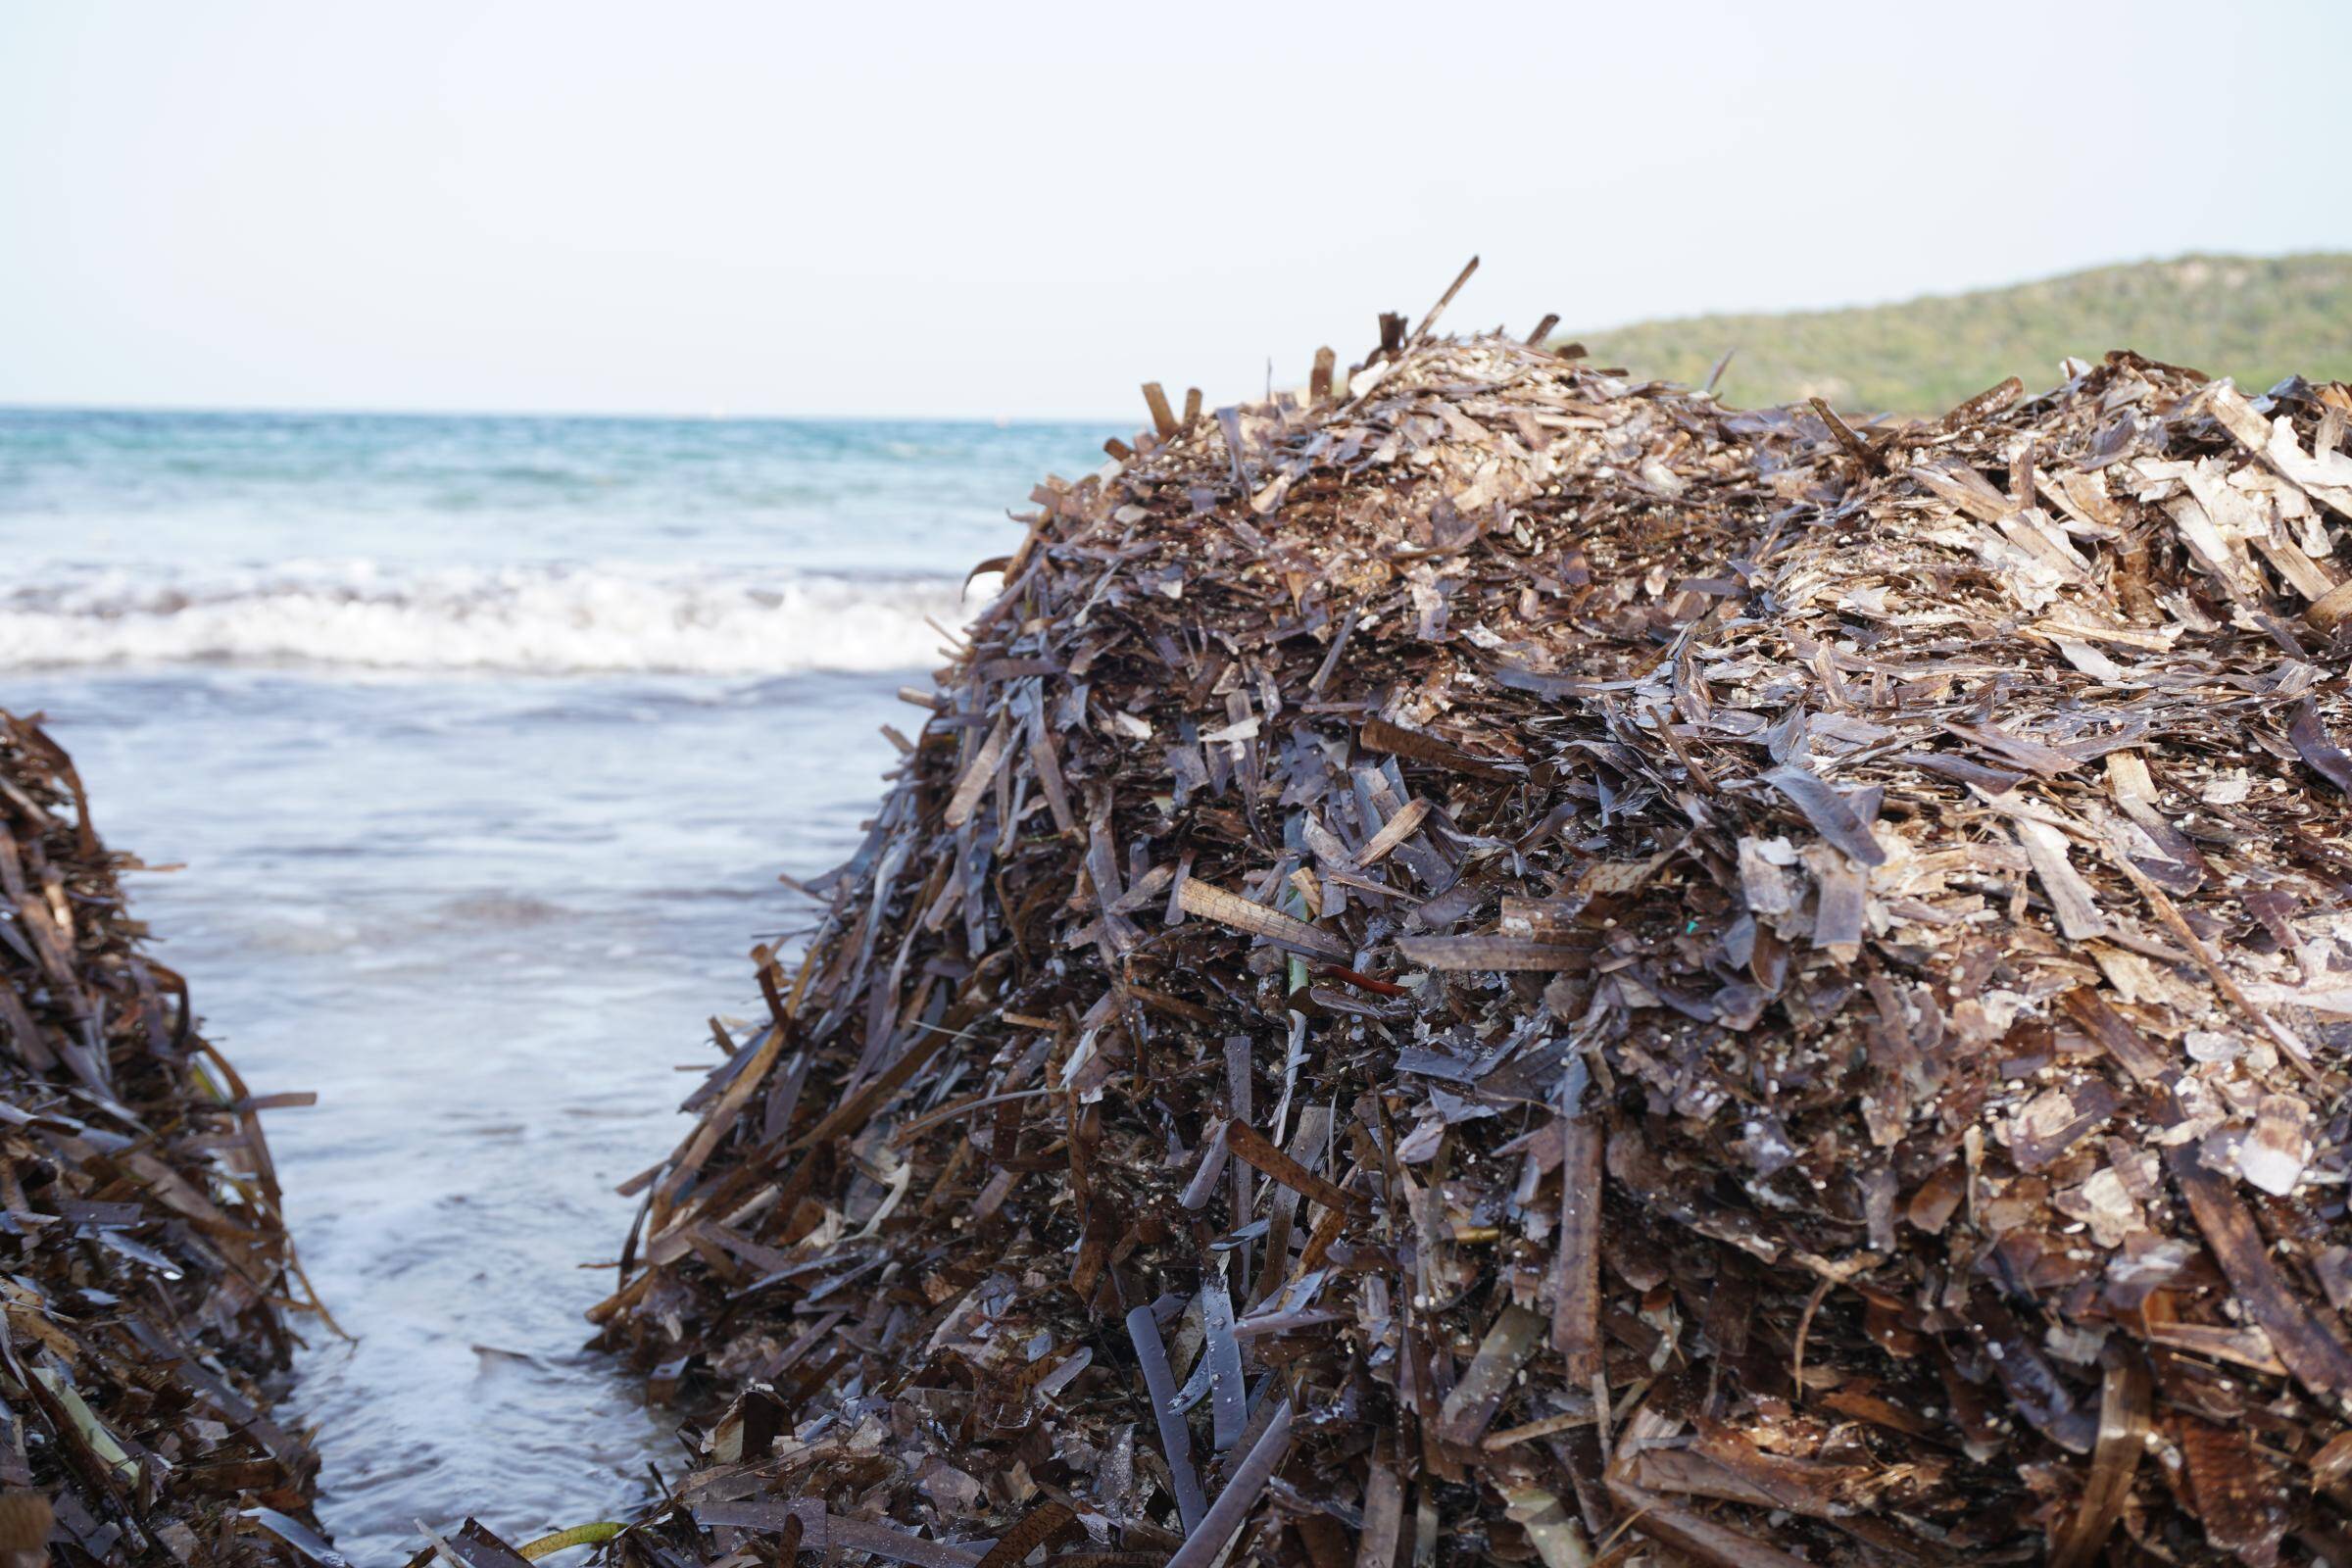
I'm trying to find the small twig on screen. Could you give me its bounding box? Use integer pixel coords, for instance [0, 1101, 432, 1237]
[1791, 1275, 1836, 1397]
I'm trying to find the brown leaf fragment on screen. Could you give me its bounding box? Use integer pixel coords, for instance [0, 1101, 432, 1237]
[1352, 796, 1431, 867]
[1497, 1488, 1589, 1568]
[1604, 1479, 1822, 1568]
[2178, 1416, 2286, 1566]
[1200, 1277, 1247, 1451]
[690, 1497, 822, 1534]
[1635, 1427, 1864, 1520]
[1027, 724, 1078, 836]
[2045, 1355, 2145, 1568]
[2308, 578, 2352, 632]
[1361, 716, 1513, 779]
[1551, 1114, 1603, 1383]
[1308, 606, 1360, 697]
[1943, 719, 2083, 776]
[1394, 934, 1591, 971]
[1942, 376, 2025, 428]
[1487, 662, 1619, 700]
[2208, 380, 2352, 518]
[1760, 764, 1885, 866]
[1437, 1304, 1544, 1445]
[2061, 986, 2171, 1086]
[2010, 1078, 2121, 1171]
[1894, 750, 2026, 793]
[786, 1022, 955, 1154]
[944, 714, 1013, 830]
[1812, 397, 1884, 472]
[1412, 256, 1479, 341]
[1222, 1118, 1364, 1215]
[1967, 1287, 2096, 1452]
[2313, 1430, 2352, 1489]
[829, 1516, 988, 1568]
[1353, 1464, 1403, 1568]
[972, 1502, 1075, 1568]
[2290, 701, 2352, 796]
[1175, 878, 1349, 961]
[1807, 849, 1866, 955]
[1142, 384, 1180, 440]
[2015, 819, 2108, 942]
[424, 1519, 535, 1568]
[1308, 348, 1336, 404]
[2103, 750, 2206, 892]
[0, 1493, 52, 1555]
[2170, 1140, 2352, 1403]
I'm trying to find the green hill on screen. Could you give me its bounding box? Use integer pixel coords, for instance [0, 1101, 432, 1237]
[1568, 252, 2352, 416]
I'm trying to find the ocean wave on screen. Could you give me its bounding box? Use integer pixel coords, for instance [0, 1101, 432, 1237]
[0, 562, 981, 676]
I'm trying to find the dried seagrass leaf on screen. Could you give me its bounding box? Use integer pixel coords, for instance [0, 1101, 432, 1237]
[1162, 1403, 1293, 1568]
[971, 1502, 1074, 1568]
[1354, 1466, 1404, 1568]
[0, 1493, 52, 1553]
[1176, 878, 1348, 961]
[2170, 1140, 2352, 1402]
[243, 1508, 356, 1567]
[1759, 764, 1885, 866]
[2291, 702, 2352, 796]
[1222, 1117, 1364, 1215]
[944, 713, 1013, 829]
[1437, 1304, 1544, 1445]
[1352, 796, 1431, 867]
[1360, 717, 1512, 779]
[1551, 1115, 1603, 1383]
[2045, 1361, 2150, 1568]
[2177, 1417, 2286, 1564]
[1605, 1479, 1820, 1568]
[2015, 819, 2108, 942]
[1200, 1278, 1246, 1451]
[2308, 579, 2352, 632]
[1141, 384, 1179, 441]
[1395, 934, 1591, 971]
[829, 1517, 990, 1568]
[1124, 1306, 1204, 1537]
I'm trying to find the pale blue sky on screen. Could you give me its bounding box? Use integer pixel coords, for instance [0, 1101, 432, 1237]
[3, 0, 2347, 419]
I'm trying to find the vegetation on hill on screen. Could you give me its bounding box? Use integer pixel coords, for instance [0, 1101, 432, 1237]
[1568, 252, 2352, 416]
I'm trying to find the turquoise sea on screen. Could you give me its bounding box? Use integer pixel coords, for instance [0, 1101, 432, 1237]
[1, 408, 1110, 1556]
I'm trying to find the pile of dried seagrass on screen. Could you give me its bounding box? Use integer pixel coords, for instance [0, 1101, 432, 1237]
[0, 711, 329, 1566]
[586, 265, 2352, 1567]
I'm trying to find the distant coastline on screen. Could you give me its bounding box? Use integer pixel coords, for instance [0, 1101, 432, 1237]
[1567, 250, 2352, 414]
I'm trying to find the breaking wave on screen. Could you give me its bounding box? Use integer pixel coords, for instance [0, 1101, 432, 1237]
[0, 561, 983, 676]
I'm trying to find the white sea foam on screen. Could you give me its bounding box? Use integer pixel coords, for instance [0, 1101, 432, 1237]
[0, 561, 983, 675]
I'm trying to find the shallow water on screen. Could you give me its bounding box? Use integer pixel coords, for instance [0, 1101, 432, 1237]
[2, 410, 1105, 1558]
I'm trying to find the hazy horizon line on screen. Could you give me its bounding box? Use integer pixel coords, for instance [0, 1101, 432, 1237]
[7, 246, 2340, 426]
[0, 399, 1131, 427]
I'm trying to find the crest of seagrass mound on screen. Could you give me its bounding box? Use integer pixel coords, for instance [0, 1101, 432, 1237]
[0, 712, 330, 1567]
[589, 266, 2352, 1567]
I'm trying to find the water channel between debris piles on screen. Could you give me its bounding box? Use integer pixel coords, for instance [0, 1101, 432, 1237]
[6, 408, 1107, 1558]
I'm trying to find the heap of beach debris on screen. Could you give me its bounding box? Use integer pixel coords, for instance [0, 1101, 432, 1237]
[587, 264, 2352, 1566]
[0, 712, 328, 1567]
